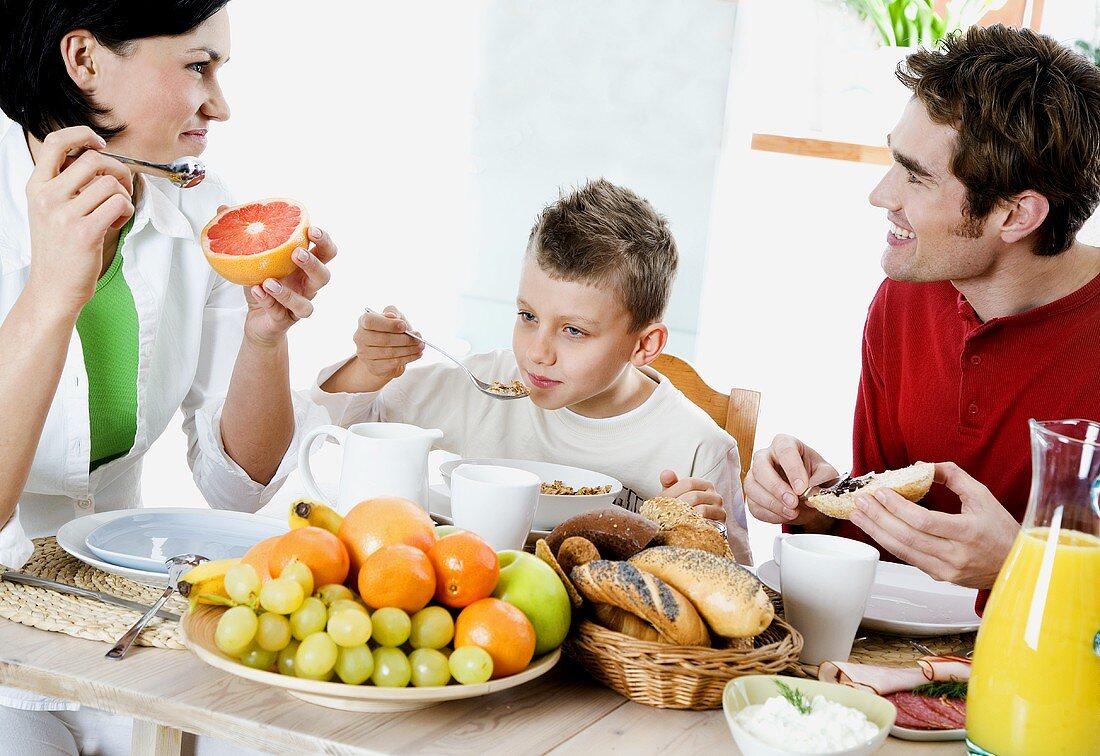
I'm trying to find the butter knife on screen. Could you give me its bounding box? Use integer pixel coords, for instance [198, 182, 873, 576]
[0, 571, 180, 622]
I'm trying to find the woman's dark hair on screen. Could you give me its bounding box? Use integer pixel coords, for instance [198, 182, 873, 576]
[0, 0, 230, 140]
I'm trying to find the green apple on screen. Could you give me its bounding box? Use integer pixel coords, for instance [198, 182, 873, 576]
[492, 550, 571, 655]
[434, 524, 464, 538]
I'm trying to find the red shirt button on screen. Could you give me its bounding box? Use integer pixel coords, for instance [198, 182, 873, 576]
[970, 355, 982, 365]
[968, 403, 979, 415]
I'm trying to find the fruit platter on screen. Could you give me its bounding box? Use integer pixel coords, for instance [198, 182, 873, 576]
[178, 497, 571, 711]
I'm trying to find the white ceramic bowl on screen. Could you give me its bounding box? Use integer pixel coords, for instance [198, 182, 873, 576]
[439, 458, 622, 531]
[722, 675, 895, 756]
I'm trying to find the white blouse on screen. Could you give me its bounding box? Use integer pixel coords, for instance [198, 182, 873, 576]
[0, 114, 320, 572]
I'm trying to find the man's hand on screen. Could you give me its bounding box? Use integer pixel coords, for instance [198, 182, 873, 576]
[743, 434, 838, 529]
[658, 469, 724, 521]
[849, 462, 1019, 589]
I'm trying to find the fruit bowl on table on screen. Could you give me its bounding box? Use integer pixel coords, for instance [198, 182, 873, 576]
[439, 458, 622, 531]
[181, 604, 560, 712]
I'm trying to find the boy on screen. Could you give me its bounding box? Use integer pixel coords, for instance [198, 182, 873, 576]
[316, 179, 750, 563]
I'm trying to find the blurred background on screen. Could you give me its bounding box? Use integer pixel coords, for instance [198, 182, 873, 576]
[146, 0, 1100, 562]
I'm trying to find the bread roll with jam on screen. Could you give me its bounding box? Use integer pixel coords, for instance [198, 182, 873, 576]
[805, 462, 934, 520]
[570, 559, 710, 647]
[628, 546, 773, 638]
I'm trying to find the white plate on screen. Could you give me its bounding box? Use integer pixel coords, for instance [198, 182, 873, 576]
[890, 725, 965, 741]
[755, 560, 980, 637]
[428, 485, 551, 540]
[438, 458, 621, 531]
[85, 511, 286, 573]
[57, 508, 286, 586]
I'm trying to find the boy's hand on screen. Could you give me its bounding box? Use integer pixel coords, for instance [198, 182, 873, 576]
[351, 306, 425, 392]
[658, 470, 724, 521]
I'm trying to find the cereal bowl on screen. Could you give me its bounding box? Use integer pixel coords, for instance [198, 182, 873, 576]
[723, 675, 895, 756]
[439, 458, 622, 530]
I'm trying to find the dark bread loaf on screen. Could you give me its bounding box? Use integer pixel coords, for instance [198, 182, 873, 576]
[546, 507, 658, 560]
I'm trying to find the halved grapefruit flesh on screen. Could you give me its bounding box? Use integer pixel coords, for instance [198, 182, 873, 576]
[200, 198, 309, 285]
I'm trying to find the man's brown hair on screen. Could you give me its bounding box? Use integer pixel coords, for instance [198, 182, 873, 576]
[898, 25, 1100, 255]
[527, 179, 678, 329]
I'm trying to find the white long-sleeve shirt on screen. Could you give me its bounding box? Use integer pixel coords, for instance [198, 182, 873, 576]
[0, 114, 318, 573]
[313, 349, 751, 563]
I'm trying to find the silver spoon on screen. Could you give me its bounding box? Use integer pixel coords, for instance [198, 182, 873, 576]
[105, 553, 207, 660]
[363, 307, 530, 400]
[69, 148, 206, 188]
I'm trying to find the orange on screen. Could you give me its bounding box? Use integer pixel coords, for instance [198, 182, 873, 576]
[357, 544, 436, 612]
[427, 532, 499, 608]
[200, 198, 309, 285]
[454, 597, 535, 679]
[269, 527, 350, 587]
[337, 497, 437, 576]
[241, 535, 281, 583]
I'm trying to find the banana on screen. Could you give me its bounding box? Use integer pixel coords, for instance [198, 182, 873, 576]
[179, 574, 235, 609]
[288, 497, 343, 534]
[180, 557, 240, 585]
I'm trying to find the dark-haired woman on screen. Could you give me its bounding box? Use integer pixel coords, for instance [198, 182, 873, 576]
[0, 3, 332, 751]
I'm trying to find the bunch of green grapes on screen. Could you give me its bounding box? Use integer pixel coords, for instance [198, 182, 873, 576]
[212, 564, 495, 687]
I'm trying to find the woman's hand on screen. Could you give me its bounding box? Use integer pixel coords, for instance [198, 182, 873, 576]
[243, 224, 336, 346]
[25, 126, 134, 315]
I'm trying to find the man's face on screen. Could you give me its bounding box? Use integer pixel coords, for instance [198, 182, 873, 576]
[512, 258, 642, 413]
[869, 98, 1003, 283]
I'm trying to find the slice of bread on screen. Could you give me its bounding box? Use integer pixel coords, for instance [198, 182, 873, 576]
[806, 461, 935, 520]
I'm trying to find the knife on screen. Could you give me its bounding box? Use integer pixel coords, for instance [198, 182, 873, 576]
[0, 571, 181, 622]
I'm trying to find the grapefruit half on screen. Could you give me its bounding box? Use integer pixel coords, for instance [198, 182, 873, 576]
[200, 198, 309, 285]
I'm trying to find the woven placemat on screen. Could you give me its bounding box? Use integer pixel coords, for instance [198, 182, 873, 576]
[0, 537, 186, 649]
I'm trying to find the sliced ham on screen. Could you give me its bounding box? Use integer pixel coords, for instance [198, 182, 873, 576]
[818, 655, 970, 696]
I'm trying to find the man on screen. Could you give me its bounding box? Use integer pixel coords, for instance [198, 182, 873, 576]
[745, 25, 1100, 592]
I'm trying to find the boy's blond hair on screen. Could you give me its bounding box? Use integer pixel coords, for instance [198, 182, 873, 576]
[526, 179, 678, 330]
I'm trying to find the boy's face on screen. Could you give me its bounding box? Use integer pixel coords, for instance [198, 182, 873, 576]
[869, 98, 1004, 283]
[513, 258, 643, 413]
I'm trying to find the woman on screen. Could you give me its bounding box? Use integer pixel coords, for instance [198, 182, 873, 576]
[0, 1, 332, 751]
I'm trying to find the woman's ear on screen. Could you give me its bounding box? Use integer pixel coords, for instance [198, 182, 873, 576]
[633, 322, 669, 367]
[60, 30, 100, 93]
[999, 190, 1050, 245]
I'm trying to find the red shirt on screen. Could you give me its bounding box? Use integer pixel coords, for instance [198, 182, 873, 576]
[833, 272, 1100, 558]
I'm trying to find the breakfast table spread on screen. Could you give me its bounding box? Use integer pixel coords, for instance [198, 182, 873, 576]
[0, 614, 964, 755]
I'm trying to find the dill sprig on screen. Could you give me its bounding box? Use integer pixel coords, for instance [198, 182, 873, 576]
[912, 681, 968, 700]
[775, 679, 813, 715]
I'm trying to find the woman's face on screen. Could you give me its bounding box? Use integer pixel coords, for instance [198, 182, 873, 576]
[86, 8, 231, 163]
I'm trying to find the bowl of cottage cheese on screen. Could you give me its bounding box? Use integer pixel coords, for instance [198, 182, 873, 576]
[723, 676, 895, 756]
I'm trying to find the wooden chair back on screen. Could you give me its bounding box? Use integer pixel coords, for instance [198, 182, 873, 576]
[651, 353, 761, 484]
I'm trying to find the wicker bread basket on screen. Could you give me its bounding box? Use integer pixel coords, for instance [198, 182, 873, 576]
[563, 596, 803, 710]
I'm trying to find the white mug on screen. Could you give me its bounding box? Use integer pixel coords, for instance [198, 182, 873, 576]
[297, 422, 443, 514]
[449, 464, 539, 551]
[779, 534, 879, 665]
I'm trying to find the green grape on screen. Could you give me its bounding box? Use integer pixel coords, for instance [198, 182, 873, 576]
[239, 644, 278, 671]
[327, 609, 372, 647]
[409, 648, 451, 687]
[449, 646, 493, 685]
[370, 607, 411, 647]
[296, 668, 335, 682]
[409, 606, 454, 650]
[259, 578, 305, 614]
[329, 598, 368, 616]
[316, 583, 355, 606]
[334, 644, 374, 685]
[279, 561, 315, 598]
[371, 647, 411, 688]
[255, 612, 292, 652]
[223, 563, 261, 605]
[277, 639, 300, 676]
[289, 597, 328, 641]
[296, 632, 339, 678]
[215, 605, 258, 656]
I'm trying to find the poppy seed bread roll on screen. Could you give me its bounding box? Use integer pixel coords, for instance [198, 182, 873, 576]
[628, 546, 773, 638]
[570, 560, 710, 646]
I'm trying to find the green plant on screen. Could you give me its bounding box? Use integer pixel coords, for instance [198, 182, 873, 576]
[842, 0, 1005, 47]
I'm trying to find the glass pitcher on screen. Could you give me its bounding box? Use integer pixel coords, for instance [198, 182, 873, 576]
[965, 419, 1100, 755]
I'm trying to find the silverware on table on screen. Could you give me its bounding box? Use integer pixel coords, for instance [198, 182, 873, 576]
[363, 307, 531, 401]
[68, 148, 206, 188]
[105, 553, 207, 660]
[0, 571, 180, 621]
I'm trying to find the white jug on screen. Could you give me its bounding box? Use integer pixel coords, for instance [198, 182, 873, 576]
[298, 422, 444, 514]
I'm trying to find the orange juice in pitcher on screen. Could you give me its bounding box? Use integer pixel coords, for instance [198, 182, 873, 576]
[966, 420, 1100, 756]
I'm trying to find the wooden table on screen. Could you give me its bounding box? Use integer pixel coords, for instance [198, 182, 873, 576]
[0, 618, 963, 755]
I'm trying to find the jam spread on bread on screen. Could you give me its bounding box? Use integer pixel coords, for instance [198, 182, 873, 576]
[821, 474, 871, 495]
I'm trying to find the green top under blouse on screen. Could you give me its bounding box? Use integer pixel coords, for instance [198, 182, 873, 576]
[75, 217, 138, 470]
